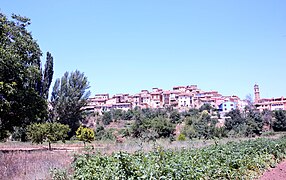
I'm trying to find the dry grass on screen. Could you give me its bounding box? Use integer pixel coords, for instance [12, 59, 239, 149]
[90, 132, 285, 155]
[0, 150, 73, 180]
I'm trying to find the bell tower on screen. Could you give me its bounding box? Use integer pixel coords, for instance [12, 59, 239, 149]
[254, 84, 260, 103]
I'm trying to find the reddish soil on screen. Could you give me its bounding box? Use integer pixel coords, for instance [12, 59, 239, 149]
[259, 160, 286, 180]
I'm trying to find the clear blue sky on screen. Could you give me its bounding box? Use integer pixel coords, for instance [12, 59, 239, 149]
[1, 0, 286, 99]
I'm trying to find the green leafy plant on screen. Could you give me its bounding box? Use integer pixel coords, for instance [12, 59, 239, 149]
[76, 126, 95, 145]
[70, 136, 286, 179]
[27, 122, 70, 150]
[177, 133, 186, 141]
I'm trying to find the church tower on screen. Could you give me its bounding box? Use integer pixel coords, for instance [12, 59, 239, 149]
[254, 84, 260, 103]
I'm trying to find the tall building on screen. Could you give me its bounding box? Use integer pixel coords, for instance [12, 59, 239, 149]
[254, 84, 286, 111]
[254, 84, 260, 104]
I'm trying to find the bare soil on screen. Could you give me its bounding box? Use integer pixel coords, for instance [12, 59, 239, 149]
[259, 160, 286, 180]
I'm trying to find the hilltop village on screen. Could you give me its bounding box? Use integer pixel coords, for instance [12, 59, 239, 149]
[84, 84, 286, 115]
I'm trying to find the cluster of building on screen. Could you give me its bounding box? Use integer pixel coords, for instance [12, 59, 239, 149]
[254, 84, 286, 111]
[84, 85, 250, 115]
[83, 84, 286, 115]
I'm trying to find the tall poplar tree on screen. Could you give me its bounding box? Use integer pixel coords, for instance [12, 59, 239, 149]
[42, 52, 54, 99]
[50, 70, 90, 137]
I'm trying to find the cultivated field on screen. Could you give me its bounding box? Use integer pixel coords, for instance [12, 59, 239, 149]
[0, 134, 285, 179]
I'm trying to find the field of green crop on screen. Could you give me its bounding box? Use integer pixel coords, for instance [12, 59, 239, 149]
[71, 136, 286, 179]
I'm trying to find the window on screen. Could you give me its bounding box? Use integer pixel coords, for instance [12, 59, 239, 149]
[230, 104, 234, 106]
[225, 108, 227, 111]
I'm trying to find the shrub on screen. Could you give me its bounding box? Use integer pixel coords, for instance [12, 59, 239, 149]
[76, 126, 95, 145]
[27, 122, 70, 150]
[95, 126, 115, 141]
[50, 168, 70, 180]
[177, 133, 186, 141]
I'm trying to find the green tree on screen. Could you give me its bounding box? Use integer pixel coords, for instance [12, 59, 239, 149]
[169, 109, 181, 123]
[261, 109, 273, 130]
[193, 111, 218, 139]
[76, 126, 95, 145]
[131, 116, 175, 138]
[112, 109, 123, 121]
[27, 122, 70, 150]
[273, 110, 286, 131]
[183, 110, 225, 139]
[102, 111, 112, 125]
[50, 70, 90, 137]
[150, 116, 175, 138]
[0, 13, 54, 140]
[225, 109, 245, 132]
[42, 52, 54, 99]
[244, 109, 263, 137]
[199, 103, 213, 113]
[131, 107, 142, 121]
[141, 108, 156, 119]
[122, 109, 133, 120]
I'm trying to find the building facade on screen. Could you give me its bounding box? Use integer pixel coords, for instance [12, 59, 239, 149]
[84, 84, 249, 114]
[253, 84, 286, 111]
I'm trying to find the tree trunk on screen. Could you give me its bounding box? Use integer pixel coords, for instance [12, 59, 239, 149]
[48, 142, 52, 150]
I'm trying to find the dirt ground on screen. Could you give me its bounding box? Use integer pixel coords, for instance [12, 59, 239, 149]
[259, 160, 286, 180]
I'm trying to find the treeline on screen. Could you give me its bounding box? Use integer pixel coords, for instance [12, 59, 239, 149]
[96, 106, 286, 141]
[0, 13, 90, 142]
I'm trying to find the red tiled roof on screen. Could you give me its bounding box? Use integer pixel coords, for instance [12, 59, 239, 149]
[150, 92, 161, 95]
[163, 91, 171, 94]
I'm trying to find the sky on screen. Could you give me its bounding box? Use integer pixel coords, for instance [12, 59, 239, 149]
[1, 0, 286, 99]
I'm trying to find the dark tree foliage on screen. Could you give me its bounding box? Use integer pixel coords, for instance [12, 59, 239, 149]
[122, 109, 133, 120]
[182, 110, 222, 139]
[169, 109, 181, 123]
[186, 108, 200, 117]
[42, 52, 54, 99]
[112, 109, 123, 121]
[273, 110, 286, 131]
[102, 111, 112, 125]
[150, 117, 175, 138]
[225, 109, 245, 131]
[245, 109, 263, 136]
[141, 108, 156, 119]
[261, 109, 273, 129]
[199, 103, 213, 113]
[225, 109, 263, 137]
[0, 13, 54, 140]
[50, 70, 90, 137]
[193, 112, 215, 139]
[131, 116, 175, 138]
